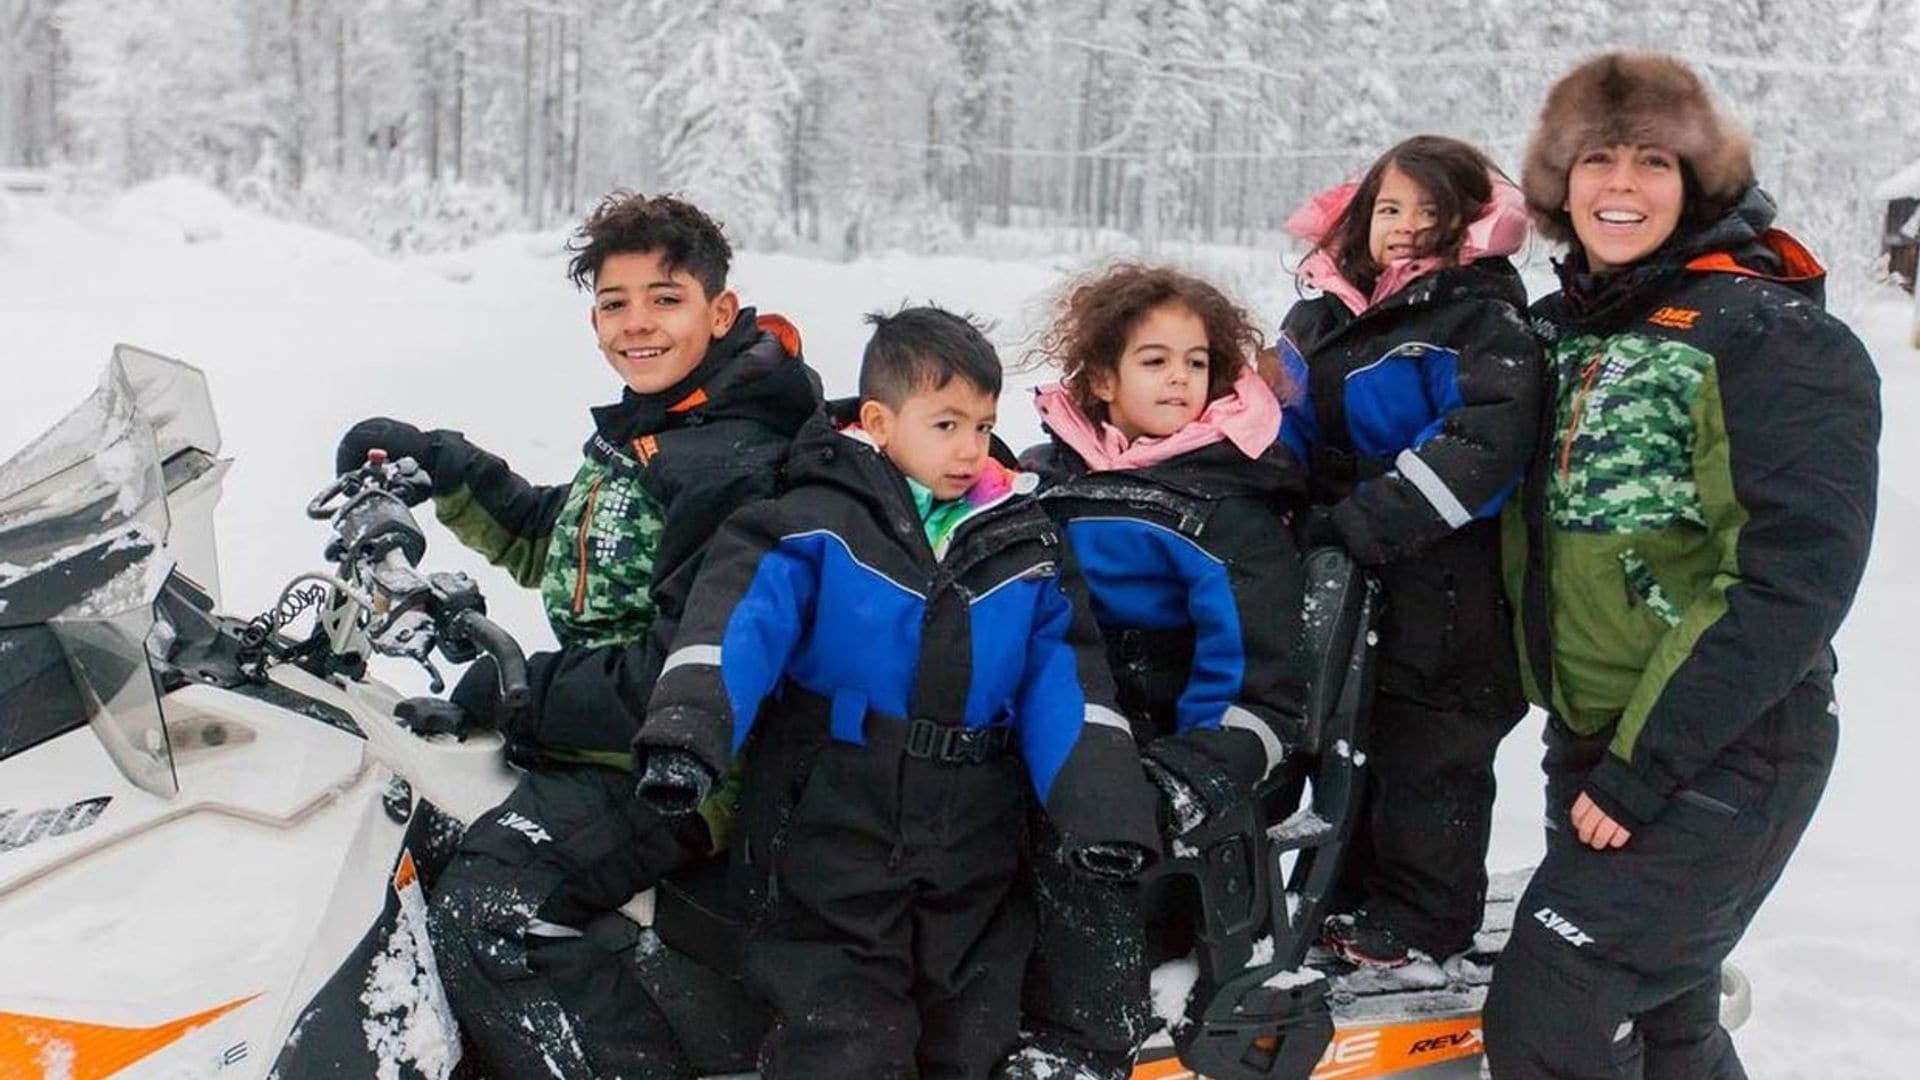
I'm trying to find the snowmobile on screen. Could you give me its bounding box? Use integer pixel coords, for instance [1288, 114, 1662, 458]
[0, 346, 526, 1078]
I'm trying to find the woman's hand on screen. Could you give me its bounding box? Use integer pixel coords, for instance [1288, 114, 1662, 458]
[1571, 791, 1632, 850]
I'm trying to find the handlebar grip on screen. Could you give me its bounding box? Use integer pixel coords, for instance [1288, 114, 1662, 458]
[451, 610, 532, 708]
[307, 475, 351, 519]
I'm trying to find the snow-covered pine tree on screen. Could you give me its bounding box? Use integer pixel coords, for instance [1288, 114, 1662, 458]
[0, 0, 56, 168]
[53, 0, 258, 185]
[623, 0, 796, 247]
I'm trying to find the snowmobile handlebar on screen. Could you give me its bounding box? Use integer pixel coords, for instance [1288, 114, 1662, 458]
[447, 609, 531, 709]
[297, 463, 530, 708]
[308, 454, 433, 520]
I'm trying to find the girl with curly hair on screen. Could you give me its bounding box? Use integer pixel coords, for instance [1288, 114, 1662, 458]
[999, 263, 1310, 1080]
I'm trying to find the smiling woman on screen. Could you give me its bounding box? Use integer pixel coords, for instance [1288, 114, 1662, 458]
[1486, 52, 1882, 1080]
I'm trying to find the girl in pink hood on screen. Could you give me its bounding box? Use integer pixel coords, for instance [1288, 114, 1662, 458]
[1001, 264, 1310, 1080]
[1276, 135, 1543, 970]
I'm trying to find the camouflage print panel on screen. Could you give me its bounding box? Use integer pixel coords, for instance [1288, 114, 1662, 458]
[1617, 548, 1682, 627]
[539, 455, 665, 649]
[1547, 333, 1713, 534]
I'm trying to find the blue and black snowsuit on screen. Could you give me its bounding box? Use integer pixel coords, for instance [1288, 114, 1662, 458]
[1277, 257, 1540, 959]
[1012, 427, 1311, 1069]
[636, 409, 1161, 1080]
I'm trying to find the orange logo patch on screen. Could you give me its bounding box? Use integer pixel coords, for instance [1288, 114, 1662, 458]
[1647, 306, 1700, 330]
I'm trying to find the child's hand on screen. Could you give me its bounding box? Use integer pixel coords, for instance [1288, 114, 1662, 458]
[1141, 757, 1209, 836]
[336, 416, 430, 477]
[1301, 507, 1346, 552]
[1570, 790, 1632, 850]
[635, 749, 716, 815]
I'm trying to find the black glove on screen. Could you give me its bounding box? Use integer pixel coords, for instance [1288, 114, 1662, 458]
[1142, 732, 1261, 838]
[1141, 756, 1209, 836]
[448, 657, 507, 731]
[1067, 841, 1152, 881]
[335, 416, 434, 478]
[449, 652, 552, 739]
[636, 749, 716, 815]
[1301, 506, 1346, 552]
[534, 798, 688, 928]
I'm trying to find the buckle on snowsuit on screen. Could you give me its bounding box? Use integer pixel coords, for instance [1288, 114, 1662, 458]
[904, 717, 1012, 765]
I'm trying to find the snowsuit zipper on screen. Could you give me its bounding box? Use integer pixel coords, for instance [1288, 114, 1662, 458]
[1559, 353, 1607, 483]
[572, 474, 606, 615]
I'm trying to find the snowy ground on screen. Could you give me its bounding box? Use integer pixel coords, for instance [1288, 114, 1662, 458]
[3, 180, 1915, 1077]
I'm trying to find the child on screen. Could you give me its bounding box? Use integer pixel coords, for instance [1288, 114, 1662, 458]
[633, 306, 1161, 1079]
[1006, 264, 1310, 1079]
[1276, 135, 1541, 968]
[332, 192, 823, 1076]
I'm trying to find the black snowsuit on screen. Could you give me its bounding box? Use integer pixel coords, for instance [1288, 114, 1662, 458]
[1276, 258, 1540, 959]
[1012, 429, 1311, 1069]
[1484, 191, 1879, 1078]
[636, 412, 1162, 1080]
[425, 312, 821, 1078]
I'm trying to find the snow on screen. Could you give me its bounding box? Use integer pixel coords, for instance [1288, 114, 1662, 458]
[1873, 157, 1920, 202]
[1148, 955, 1200, 1034]
[359, 869, 460, 1080]
[2, 177, 1915, 1077]
[1267, 807, 1332, 844]
[1260, 968, 1326, 992]
[34, 1035, 75, 1080]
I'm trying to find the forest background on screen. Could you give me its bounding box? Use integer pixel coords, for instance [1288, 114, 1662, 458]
[3, 0, 1917, 288]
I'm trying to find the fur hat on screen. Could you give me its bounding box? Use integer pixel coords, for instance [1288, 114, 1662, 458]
[1523, 53, 1753, 244]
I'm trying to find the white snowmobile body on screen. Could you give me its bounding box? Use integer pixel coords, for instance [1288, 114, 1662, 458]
[0, 348, 516, 1079]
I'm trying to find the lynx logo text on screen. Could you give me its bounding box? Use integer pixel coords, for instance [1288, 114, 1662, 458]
[0, 796, 113, 854]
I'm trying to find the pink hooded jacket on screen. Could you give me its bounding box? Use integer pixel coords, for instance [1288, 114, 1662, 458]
[1286, 176, 1529, 315]
[1031, 364, 1282, 472]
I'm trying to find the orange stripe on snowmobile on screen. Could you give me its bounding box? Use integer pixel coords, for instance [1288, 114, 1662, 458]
[1127, 1013, 1483, 1080]
[0, 994, 258, 1079]
[1310, 1015, 1482, 1079]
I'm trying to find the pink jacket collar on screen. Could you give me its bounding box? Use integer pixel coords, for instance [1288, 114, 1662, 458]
[1032, 365, 1281, 472]
[1286, 175, 1529, 315]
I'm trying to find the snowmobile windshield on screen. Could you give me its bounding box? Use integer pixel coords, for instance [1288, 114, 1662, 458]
[0, 347, 218, 794]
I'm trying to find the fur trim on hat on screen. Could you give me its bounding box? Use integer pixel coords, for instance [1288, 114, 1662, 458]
[1523, 52, 1753, 244]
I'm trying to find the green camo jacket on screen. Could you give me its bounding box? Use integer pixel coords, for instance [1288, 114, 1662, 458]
[1505, 192, 1877, 825]
[419, 310, 822, 762]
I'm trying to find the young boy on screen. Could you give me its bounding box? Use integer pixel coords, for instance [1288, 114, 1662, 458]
[633, 307, 1162, 1079]
[332, 192, 822, 1077]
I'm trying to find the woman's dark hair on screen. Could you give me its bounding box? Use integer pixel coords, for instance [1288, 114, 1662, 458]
[1321, 135, 1501, 291]
[1036, 263, 1264, 422]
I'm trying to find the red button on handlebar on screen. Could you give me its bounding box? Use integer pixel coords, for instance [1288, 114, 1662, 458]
[367, 448, 389, 465]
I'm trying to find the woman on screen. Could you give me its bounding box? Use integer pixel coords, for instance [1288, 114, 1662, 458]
[1485, 53, 1879, 1078]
